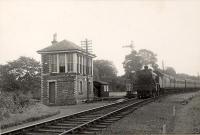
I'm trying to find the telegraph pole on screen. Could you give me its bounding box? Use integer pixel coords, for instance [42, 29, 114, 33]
[162, 60, 165, 88]
[81, 39, 92, 102]
[122, 40, 135, 93]
[162, 60, 165, 72]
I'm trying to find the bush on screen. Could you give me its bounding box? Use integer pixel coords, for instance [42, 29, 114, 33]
[13, 92, 31, 108]
[0, 91, 33, 120]
[0, 92, 14, 119]
[0, 91, 59, 129]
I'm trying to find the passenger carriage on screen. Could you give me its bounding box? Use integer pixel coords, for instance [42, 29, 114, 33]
[126, 67, 200, 99]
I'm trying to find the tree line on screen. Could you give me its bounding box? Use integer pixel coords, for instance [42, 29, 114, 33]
[93, 49, 159, 91]
[94, 48, 199, 91]
[0, 49, 199, 99]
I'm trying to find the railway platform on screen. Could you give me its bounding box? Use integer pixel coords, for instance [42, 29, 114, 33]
[1, 100, 116, 133]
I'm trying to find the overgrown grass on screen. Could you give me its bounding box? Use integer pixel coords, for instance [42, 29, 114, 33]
[0, 91, 60, 129]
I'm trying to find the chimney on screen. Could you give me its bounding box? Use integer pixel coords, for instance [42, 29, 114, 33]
[51, 33, 58, 45]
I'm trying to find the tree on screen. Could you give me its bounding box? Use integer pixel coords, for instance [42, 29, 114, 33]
[93, 60, 117, 82]
[138, 49, 158, 69]
[123, 49, 158, 75]
[112, 75, 126, 92]
[165, 67, 176, 76]
[7, 56, 40, 81]
[123, 50, 143, 74]
[0, 65, 20, 92]
[93, 60, 118, 91]
[0, 56, 41, 98]
[93, 65, 100, 81]
[93, 60, 126, 91]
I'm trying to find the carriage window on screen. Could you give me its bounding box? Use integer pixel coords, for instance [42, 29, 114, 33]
[59, 54, 65, 73]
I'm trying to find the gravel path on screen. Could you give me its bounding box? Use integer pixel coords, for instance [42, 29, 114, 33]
[98, 91, 200, 134]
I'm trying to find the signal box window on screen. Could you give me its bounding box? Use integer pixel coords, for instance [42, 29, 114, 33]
[51, 54, 57, 72]
[67, 53, 73, 72]
[59, 54, 65, 73]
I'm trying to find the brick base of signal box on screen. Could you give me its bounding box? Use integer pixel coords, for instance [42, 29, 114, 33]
[41, 73, 93, 106]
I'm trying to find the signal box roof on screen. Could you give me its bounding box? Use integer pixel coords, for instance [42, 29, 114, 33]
[37, 39, 95, 57]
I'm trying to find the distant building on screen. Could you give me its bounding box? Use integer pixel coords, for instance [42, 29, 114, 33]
[37, 34, 95, 105]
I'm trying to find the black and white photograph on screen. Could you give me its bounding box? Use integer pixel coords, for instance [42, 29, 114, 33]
[0, 0, 200, 134]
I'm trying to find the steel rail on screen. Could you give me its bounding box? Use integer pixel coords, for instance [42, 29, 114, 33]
[59, 98, 153, 134]
[1, 98, 136, 135]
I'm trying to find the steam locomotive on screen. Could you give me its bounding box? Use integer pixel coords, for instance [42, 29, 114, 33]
[126, 66, 200, 98]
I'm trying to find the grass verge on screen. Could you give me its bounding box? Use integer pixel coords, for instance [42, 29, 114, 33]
[0, 103, 60, 129]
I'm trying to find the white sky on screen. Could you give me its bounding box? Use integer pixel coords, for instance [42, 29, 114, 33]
[0, 0, 200, 76]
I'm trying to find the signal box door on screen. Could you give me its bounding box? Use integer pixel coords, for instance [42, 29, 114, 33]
[49, 82, 56, 104]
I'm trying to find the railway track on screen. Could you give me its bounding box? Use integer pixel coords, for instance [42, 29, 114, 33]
[2, 98, 154, 135]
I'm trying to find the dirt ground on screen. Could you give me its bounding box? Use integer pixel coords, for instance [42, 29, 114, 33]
[99, 91, 200, 134]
